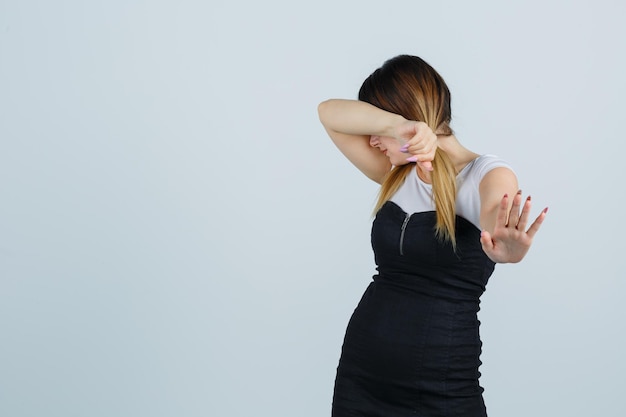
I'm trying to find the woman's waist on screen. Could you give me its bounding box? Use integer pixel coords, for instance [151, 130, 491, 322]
[351, 282, 483, 347]
[372, 270, 485, 303]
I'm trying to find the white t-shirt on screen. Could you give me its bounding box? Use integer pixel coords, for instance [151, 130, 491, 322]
[390, 154, 513, 230]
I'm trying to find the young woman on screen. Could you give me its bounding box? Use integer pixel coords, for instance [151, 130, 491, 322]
[318, 55, 547, 417]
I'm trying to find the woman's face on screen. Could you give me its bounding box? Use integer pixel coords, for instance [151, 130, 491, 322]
[369, 135, 409, 166]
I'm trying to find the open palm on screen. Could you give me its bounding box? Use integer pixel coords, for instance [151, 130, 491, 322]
[480, 192, 548, 263]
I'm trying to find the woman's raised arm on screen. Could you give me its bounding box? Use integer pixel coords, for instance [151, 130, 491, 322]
[318, 99, 436, 183]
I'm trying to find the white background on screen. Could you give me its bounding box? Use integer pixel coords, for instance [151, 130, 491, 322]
[1, 1, 624, 416]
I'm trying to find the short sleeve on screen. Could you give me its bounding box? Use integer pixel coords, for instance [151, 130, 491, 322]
[472, 154, 515, 182]
[454, 155, 515, 229]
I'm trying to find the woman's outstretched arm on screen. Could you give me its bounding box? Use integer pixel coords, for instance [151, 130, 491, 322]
[479, 169, 548, 263]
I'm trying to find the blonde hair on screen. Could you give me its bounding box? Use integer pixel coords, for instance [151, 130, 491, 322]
[359, 55, 458, 246]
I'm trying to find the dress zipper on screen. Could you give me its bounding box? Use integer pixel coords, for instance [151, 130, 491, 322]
[399, 213, 411, 256]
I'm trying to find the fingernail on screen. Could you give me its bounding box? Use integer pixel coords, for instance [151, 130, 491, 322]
[527, 195, 532, 201]
[400, 144, 409, 152]
[543, 207, 549, 214]
[517, 189, 522, 195]
[406, 156, 418, 162]
[503, 193, 508, 198]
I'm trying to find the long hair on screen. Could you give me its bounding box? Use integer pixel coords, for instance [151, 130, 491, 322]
[359, 55, 458, 246]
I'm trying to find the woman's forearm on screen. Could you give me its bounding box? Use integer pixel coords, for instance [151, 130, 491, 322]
[318, 99, 406, 137]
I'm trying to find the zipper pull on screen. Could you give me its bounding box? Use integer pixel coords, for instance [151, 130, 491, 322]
[399, 213, 411, 256]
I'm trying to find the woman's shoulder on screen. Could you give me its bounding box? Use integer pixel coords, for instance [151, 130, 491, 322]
[464, 154, 515, 181]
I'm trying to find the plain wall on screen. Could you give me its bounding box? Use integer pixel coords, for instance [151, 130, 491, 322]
[1, 0, 624, 416]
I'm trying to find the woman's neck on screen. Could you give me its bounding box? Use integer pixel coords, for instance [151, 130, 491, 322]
[415, 135, 479, 184]
[437, 135, 479, 172]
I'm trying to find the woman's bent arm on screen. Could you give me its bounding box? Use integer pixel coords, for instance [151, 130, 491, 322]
[318, 99, 402, 183]
[318, 99, 436, 183]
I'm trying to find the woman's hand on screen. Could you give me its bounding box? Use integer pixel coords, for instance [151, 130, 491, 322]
[394, 121, 438, 171]
[480, 192, 548, 263]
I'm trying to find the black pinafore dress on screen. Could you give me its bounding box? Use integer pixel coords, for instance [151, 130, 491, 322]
[331, 156, 509, 417]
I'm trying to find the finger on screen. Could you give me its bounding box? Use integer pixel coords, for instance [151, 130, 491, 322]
[508, 190, 523, 227]
[516, 195, 532, 231]
[526, 207, 548, 239]
[419, 140, 436, 157]
[495, 194, 509, 229]
[416, 132, 437, 150]
[407, 147, 435, 162]
[480, 230, 494, 252]
[407, 140, 436, 159]
[407, 141, 426, 153]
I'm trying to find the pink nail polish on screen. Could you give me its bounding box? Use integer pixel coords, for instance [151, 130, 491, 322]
[406, 156, 418, 162]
